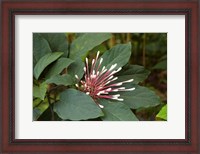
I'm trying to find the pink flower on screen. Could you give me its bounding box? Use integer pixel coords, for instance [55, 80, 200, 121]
[75, 51, 135, 108]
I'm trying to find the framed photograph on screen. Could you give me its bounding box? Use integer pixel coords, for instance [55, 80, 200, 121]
[0, 0, 199, 153]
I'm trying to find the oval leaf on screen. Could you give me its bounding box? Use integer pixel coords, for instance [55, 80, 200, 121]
[46, 58, 74, 78]
[156, 104, 167, 120]
[67, 58, 85, 80]
[99, 99, 138, 121]
[69, 33, 112, 59]
[40, 33, 69, 57]
[119, 85, 161, 109]
[45, 74, 74, 86]
[54, 89, 104, 120]
[98, 43, 132, 70]
[33, 82, 48, 100]
[34, 52, 63, 80]
[33, 33, 52, 67]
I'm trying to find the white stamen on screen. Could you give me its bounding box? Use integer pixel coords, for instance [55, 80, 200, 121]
[108, 75, 114, 80]
[105, 81, 111, 85]
[75, 75, 79, 79]
[123, 79, 134, 83]
[100, 58, 103, 64]
[98, 104, 104, 108]
[101, 68, 107, 74]
[112, 89, 118, 92]
[116, 98, 124, 101]
[97, 91, 105, 95]
[99, 90, 105, 93]
[113, 94, 120, 98]
[116, 67, 122, 73]
[116, 82, 123, 86]
[97, 91, 108, 95]
[75, 84, 79, 87]
[110, 67, 121, 75]
[97, 71, 100, 75]
[118, 87, 125, 90]
[86, 92, 90, 95]
[86, 58, 88, 64]
[98, 86, 103, 89]
[105, 88, 112, 91]
[113, 63, 117, 68]
[110, 71, 116, 75]
[111, 97, 124, 101]
[111, 77, 118, 82]
[109, 65, 114, 71]
[109, 63, 117, 71]
[93, 70, 95, 75]
[102, 66, 105, 71]
[96, 51, 100, 58]
[92, 59, 95, 65]
[124, 87, 135, 91]
[83, 67, 86, 72]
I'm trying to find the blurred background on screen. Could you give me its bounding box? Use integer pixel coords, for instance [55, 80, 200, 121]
[69, 33, 167, 121]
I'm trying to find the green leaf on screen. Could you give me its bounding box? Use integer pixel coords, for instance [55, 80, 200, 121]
[45, 74, 74, 86]
[67, 58, 85, 80]
[40, 33, 69, 57]
[156, 104, 167, 120]
[54, 89, 104, 120]
[33, 98, 42, 108]
[119, 84, 161, 109]
[69, 33, 112, 59]
[33, 33, 52, 67]
[152, 60, 167, 70]
[98, 43, 132, 70]
[33, 82, 48, 100]
[33, 101, 49, 121]
[45, 58, 74, 78]
[115, 65, 150, 84]
[34, 52, 63, 80]
[99, 99, 138, 121]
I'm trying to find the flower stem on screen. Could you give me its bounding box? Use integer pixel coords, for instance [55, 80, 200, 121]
[47, 92, 54, 121]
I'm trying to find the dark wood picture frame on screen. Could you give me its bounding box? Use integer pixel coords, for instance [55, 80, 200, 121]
[0, 0, 199, 153]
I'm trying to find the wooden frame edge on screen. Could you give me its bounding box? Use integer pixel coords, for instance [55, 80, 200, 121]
[0, 0, 199, 153]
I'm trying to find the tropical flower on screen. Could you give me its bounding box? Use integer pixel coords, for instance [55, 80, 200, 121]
[75, 51, 135, 108]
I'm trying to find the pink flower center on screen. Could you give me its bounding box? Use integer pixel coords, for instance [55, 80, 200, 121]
[75, 51, 135, 108]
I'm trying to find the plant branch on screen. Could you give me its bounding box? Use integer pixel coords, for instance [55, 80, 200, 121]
[34, 100, 43, 108]
[47, 92, 54, 121]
